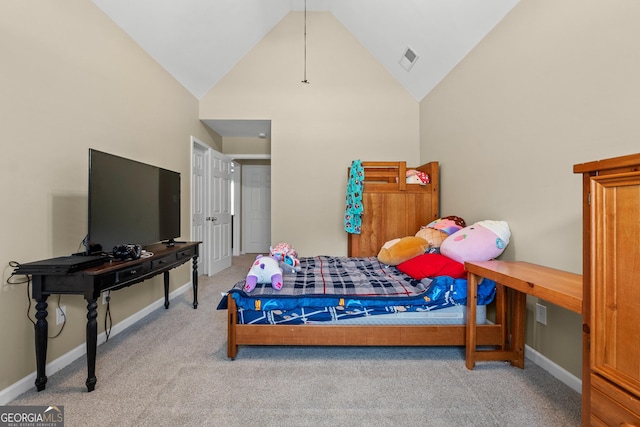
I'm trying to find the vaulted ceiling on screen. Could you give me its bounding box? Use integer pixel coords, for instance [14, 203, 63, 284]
[91, 0, 519, 136]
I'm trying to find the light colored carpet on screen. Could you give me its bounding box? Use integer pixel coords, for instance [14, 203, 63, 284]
[10, 254, 581, 426]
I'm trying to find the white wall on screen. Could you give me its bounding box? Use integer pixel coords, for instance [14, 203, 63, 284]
[201, 12, 420, 256]
[419, 0, 640, 378]
[0, 0, 217, 392]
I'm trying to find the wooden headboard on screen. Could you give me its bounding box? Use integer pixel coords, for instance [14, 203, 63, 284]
[347, 161, 440, 257]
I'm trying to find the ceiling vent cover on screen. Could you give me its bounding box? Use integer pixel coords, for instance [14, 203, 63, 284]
[399, 47, 419, 71]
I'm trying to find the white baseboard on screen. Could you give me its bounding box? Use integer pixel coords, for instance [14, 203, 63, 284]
[0, 282, 192, 405]
[525, 344, 582, 394]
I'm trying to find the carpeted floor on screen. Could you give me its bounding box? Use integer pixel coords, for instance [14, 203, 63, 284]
[10, 254, 581, 426]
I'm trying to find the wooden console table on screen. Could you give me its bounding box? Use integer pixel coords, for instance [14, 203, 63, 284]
[465, 260, 582, 370]
[26, 241, 200, 392]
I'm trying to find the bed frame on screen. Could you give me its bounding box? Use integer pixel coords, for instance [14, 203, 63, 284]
[226, 160, 504, 359]
[227, 296, 505, 359]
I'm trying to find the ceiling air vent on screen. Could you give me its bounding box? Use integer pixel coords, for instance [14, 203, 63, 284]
[399, 46, 419, 71]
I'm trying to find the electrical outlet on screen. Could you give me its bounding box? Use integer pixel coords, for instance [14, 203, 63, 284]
[102, 292, 109, 305]
[535, 303, 547, 325]
[56, 305, 67, 325]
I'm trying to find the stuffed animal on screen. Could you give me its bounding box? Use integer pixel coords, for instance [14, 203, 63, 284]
[270, 242, 298, 259]
[270, 242, 301, 273]
[440, 220, 511, 264]
[415, 216, 466, 251]
[415, 228, 448, 251]
[244, 255, 283, 292]
[405, 169, 430, 185]
[276, 259, 300, 274]
[426, 216, 466, 235]
[377, 236, 429, 266]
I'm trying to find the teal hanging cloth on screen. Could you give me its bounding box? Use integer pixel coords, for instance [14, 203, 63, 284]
[344, 160, 364, 234]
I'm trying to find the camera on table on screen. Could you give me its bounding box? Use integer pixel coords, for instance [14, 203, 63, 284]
[112, 244, 142, 261]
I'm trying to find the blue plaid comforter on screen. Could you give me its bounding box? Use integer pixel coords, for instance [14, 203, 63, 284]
[218, 256, 496, 313]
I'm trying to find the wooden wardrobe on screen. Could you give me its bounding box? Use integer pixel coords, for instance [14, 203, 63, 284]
[574, 153, 640, 426]
[347, 161, 439, 257]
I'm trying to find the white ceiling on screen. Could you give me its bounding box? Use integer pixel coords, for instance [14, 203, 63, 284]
[91, 0, 519, 137]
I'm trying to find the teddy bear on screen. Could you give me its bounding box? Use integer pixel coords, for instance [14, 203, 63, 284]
[244, 254, 283, 292]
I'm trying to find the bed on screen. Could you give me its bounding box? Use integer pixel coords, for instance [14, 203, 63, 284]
[221, 161, 506, 359]
[221, 256, 504, 359]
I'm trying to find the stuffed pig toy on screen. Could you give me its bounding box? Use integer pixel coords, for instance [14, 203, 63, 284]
[244, 255, 283, 292]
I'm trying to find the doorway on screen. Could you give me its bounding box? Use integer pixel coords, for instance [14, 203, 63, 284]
[241, 165, 271, 254]
[191, 137, 232, 276]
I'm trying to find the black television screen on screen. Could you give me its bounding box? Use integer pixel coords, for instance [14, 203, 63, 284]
[87, 149, 181, 254]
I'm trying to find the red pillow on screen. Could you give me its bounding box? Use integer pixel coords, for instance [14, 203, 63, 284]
[396, 253, 467, 279]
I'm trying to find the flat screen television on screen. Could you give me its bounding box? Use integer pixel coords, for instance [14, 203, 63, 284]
[87, 149, 181, 254]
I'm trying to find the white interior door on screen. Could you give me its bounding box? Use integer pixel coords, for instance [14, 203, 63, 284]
[232, 163, 241, 256]
[242, 165, 271, 253]
[191, 141, 207, 275]
[208, 150, 232, 274]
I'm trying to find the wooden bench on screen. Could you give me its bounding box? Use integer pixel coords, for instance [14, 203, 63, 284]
[464, 260, 582, 370]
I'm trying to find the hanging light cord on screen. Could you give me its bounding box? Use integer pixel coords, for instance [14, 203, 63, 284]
[302, 0, 310, 84]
